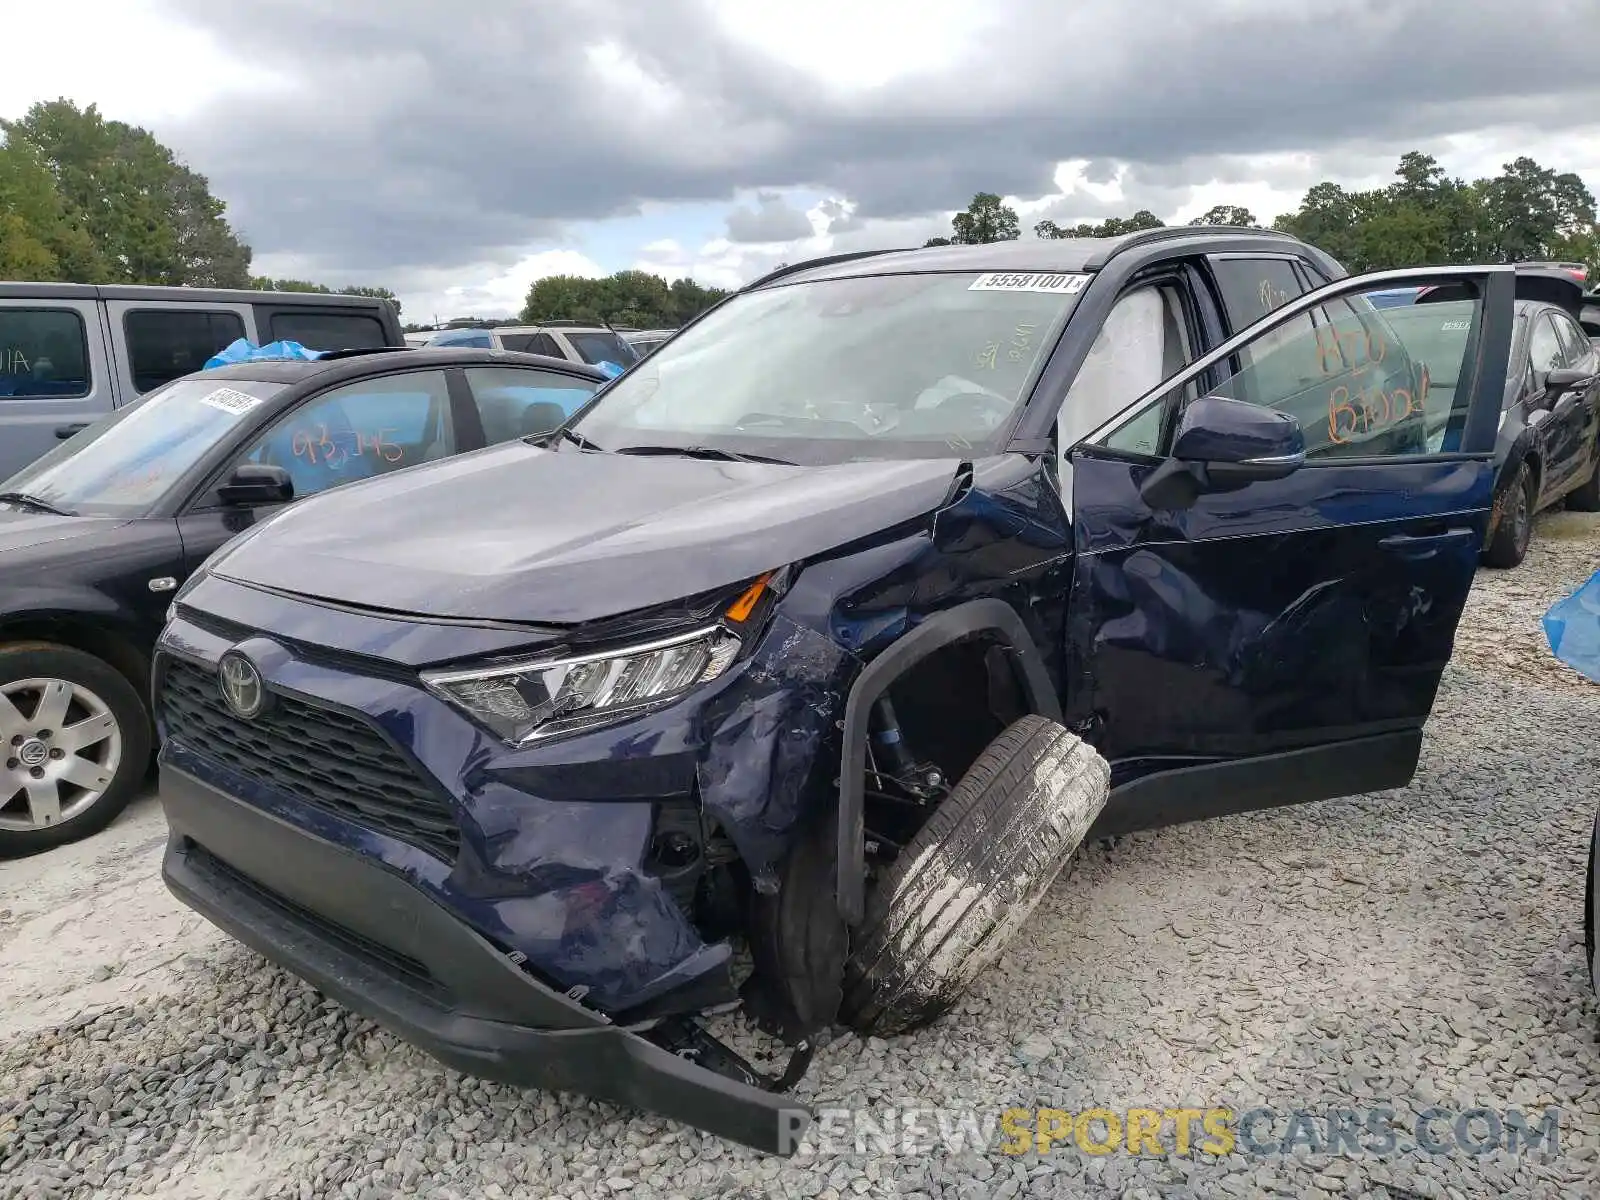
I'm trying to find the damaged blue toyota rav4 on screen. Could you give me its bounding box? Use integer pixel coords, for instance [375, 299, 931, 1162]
[154, 230, 1521, 1154]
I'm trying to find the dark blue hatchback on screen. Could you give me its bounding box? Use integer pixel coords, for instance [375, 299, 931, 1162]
[153, 232, 1522, 1154]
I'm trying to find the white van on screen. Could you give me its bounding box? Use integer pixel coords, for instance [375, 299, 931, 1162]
[0, 283, 404, 481]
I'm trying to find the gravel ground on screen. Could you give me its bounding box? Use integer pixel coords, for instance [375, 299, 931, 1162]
[2, 512, 1598, 1200]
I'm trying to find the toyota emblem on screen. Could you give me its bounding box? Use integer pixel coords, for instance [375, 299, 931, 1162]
[218, 652, 267, 720]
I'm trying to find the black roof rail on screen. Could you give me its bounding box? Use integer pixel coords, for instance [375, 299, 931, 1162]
[312, 346, 415, 361]
[1082, 224, 1301, 271]
[742, 248, 915, 291]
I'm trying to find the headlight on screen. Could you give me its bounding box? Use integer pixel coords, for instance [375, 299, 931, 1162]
[423, 624, 744, 745]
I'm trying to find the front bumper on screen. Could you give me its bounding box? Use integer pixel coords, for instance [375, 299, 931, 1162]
[160, 764, 812, 1155]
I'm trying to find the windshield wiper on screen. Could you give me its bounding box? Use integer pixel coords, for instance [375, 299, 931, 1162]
[612, 444, 796, 466]
[0, 492, 72, 516]
[546, 427, 604, 451]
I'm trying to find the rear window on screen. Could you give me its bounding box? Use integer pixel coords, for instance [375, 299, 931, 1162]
[269, 311, 387, 351]
[0, 308, 90, 399]
[497, 332, 565, 356]
[125, 309, 245, 394]
[564, 330, 639, 367]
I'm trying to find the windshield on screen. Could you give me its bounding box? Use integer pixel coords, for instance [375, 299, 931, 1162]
[2, 377, 285, 517]
[569, 272, 1082, 463]
[565, 330, 639, 368]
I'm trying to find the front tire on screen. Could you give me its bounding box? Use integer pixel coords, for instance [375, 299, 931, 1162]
[0, 642, 151, 858]
[841, 715, 1110, 1037]
[1483, 460, 1536, 569]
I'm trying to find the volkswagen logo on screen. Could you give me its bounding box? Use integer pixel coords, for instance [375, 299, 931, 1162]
[218, 652, 267, 720]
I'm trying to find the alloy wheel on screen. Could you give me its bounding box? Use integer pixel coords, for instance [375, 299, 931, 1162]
[0, 677, 123, 831]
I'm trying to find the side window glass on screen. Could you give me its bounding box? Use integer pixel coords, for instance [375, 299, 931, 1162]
[269, 312, 386, 350]
[465, 366, 600, 443]
[1209, 258, 1307, 335]
[531, 332, 565, 358]
[1552, 313, 1590, 366]
[1528, 315, 1563, 379]
[125, 310, 245, 393]
[237, 370, 455, 500]
[1200, 287, 1480, 458]
[1062, 286, 1189, 458]
[0, 309, 90, 399]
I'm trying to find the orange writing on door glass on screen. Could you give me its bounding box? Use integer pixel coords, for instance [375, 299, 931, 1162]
[290, 425, 403, 467]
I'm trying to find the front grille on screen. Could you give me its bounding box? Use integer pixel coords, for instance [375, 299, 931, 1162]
[160, 657, 460, 862]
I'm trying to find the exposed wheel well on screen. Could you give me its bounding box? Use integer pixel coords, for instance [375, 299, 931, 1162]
[878, 636, 1030, 793]
[0, 616, 151, 712]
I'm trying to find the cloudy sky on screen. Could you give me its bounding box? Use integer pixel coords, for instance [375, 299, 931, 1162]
[6, 0, 1600, 321]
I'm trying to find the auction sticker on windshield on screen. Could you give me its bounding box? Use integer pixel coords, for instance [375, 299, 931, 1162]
[198, 387, 265, 417]
[968, 273, 1089, 294]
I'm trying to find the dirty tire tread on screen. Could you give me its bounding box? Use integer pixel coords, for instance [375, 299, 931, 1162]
[1482, 461, 1533, 569]
[0, 641, 151, 859]
[842, 715, 1109, 1037]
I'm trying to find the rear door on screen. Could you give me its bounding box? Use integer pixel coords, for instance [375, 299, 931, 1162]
[458, 364, 603, 444]
[0, 298, 115, 482]
[1546, 308, 1600, 497]
[106, 301, 256, 399]
[1065, 267, 1515, 826]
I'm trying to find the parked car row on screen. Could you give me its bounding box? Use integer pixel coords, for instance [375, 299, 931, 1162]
[2, 237, 1597, 1154]
[0, 346, 605, 854]
[0, 283, 405, 482]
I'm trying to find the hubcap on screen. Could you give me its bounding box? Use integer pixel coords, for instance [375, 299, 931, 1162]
[0, 677, 122, 831]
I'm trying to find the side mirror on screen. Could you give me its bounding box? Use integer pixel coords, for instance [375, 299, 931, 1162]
[1543, 366, 1591, 400]
[218, 464, 293, 507]
[1140, 397, 1305, 510]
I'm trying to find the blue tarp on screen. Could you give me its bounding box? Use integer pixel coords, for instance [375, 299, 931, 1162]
[1544, 569, 1600, 683]
[204, 338, 324, 369]
[595, 360, 625, 378]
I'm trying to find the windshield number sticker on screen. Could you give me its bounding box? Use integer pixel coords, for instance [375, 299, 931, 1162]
[198, 387, 263, 417]
[968, 272, 1088, 295]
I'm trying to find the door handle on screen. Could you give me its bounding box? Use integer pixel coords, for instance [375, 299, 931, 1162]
[1378, 528, 1478, 554]
[55, 423, 89, 439]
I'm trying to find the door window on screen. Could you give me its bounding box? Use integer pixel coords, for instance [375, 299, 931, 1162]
[1209, 257, 1308, 331]
[1064, 285, 1195, 457]
[464, 366, 600, 443]
[269, 311, 386, 351]
[1528, 314, 1564, 379]
[0, 309, 90, 399]
[125, 310, 245, 393]
[1551, 311, 1592, 367]
[237, 370, 455, 500]
[1095, 280, 1492, 460]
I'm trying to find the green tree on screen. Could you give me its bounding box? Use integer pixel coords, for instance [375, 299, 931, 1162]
[0, 134, 104, 280]
[3, 99, 252, 287]
[1476, 155, 1598, 265]
[1188, 204, 1258, 227]
[520, 271, 726, 327]
[1036, 210, 1163, 239]
[948, 192, 1020, 244]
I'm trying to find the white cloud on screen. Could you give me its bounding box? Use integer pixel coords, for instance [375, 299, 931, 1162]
[0, 0, 284, 128]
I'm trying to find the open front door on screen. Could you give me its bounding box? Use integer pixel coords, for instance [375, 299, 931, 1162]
[1063, 267, 1516, 833]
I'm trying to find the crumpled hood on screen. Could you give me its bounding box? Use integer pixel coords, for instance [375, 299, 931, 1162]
[211, 441, 961, 624]
[0, 506, 129, 557]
